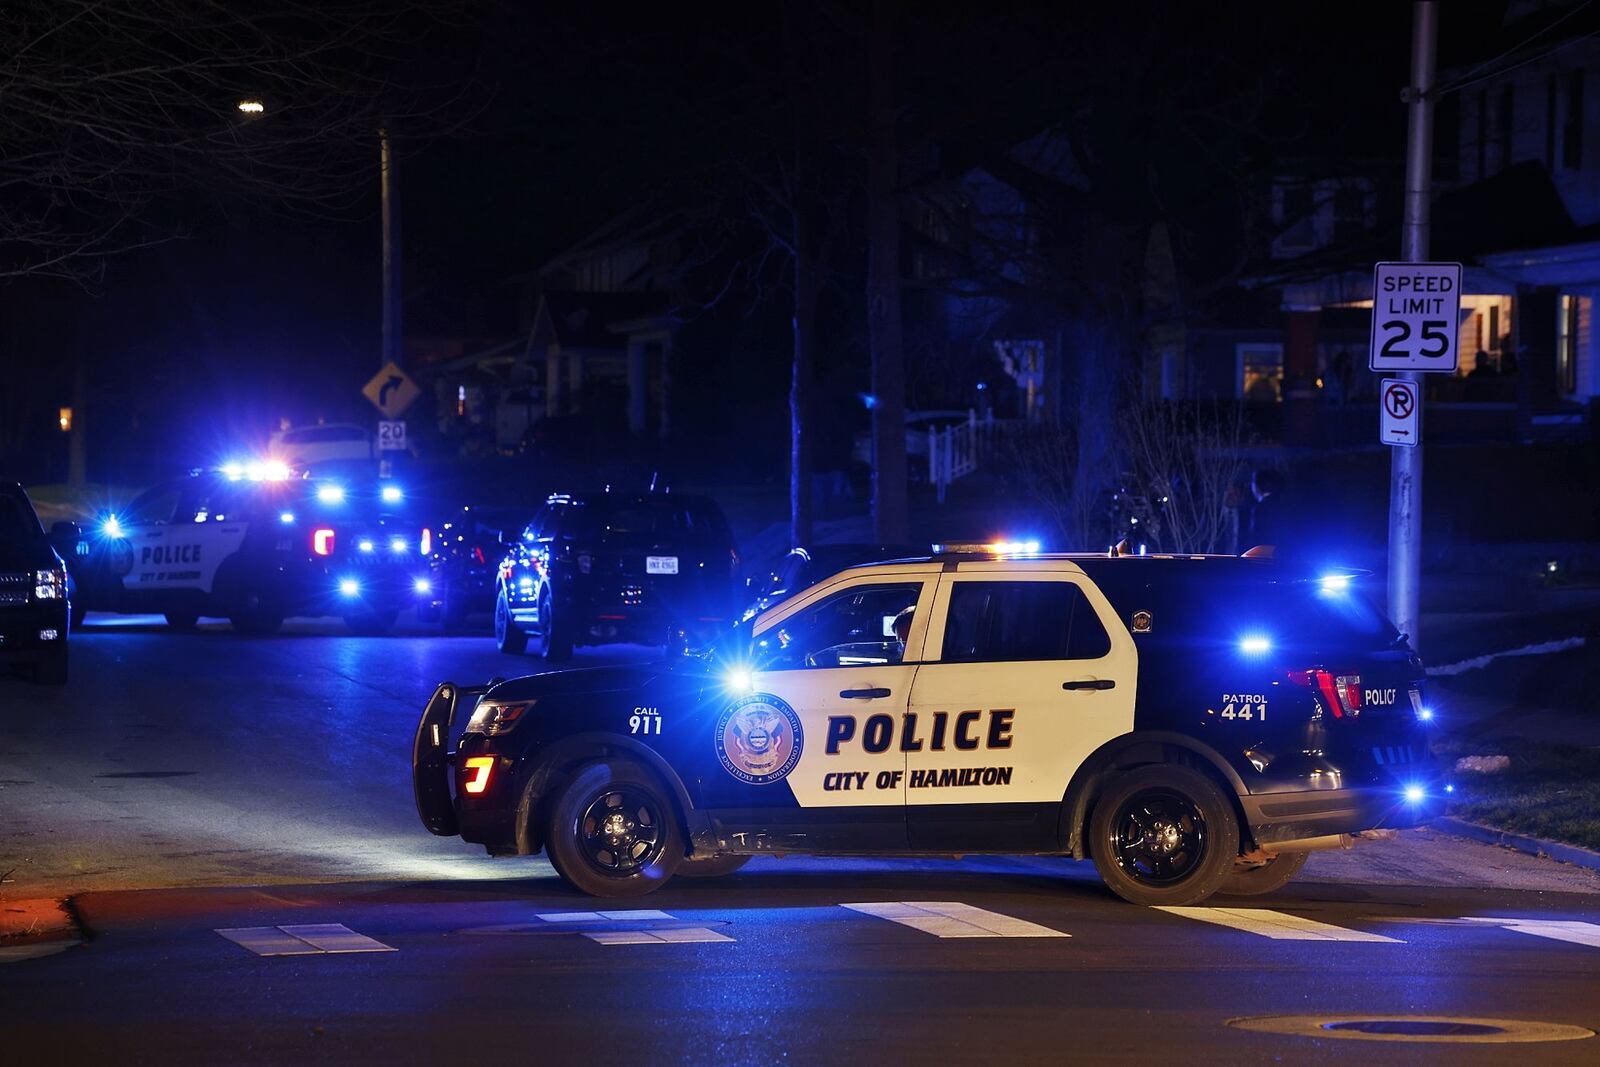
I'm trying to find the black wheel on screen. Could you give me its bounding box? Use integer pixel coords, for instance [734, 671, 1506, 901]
[1220, 850, 1309, 897]
[164, 611, 199, 630]
[440, 584, 473, 632]
[31, 646, 68, 685]
[535, 588, 573, 662]
[544, 758, 683, 897]
[344, 609, 398, 635]
[676, 853, 751, 879]
[1089, 764, 1240, 907]
[494, 588, 527, 655]
[70, 600, 87, 630]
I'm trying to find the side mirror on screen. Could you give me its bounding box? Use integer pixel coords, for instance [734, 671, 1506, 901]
[49, 520, 80, 549]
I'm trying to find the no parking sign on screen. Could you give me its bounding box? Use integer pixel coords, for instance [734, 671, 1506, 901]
[1380, 378, 1419, 447]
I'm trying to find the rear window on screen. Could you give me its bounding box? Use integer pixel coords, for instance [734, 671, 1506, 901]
[941, 581, 1111, 662]
[0, 492, 42, 543]
[565, 499, 729, 546]
[1157, 577, 1397, 650]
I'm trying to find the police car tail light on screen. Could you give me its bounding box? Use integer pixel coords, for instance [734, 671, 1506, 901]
[420, 527, 432, 556]
[1287, 669, 1359, 718]
[312, 528, 335, 556]
[462, 756, 495, 794]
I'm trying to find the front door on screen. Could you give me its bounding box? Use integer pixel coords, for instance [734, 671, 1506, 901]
[696, 572, 935, 851]
[906, 566, 1137, 851]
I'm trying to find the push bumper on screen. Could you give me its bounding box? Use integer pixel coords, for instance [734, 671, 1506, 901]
[1241, 780, 1447, 847]
[411, 680, 490, 836]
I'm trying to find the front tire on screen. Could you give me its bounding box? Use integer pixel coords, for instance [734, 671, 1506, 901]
[544, 758, 683, 897]
[1220, 850, 1309, 896]
[1089, 764, 1240, 907]
[494, 589, 527, 655]
[164, 611, 199, 630]
[229, 583, 283, 635]
[676, 853, 751, 879]
[535, 588, 573, 662]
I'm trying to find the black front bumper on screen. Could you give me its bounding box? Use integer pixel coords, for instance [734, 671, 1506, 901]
[0, 604, 69, 662]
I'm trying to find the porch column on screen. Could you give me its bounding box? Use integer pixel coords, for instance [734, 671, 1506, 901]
[1514, 285, 1559, 438]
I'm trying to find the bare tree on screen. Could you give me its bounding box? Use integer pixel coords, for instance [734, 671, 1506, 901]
[1118, 399, 1245, 554]
[0, 0, 469, 281]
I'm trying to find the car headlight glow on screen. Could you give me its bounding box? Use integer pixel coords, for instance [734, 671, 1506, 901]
[338, 578, 360, 597]
[390, 537, 408, 553]
[381, 485, 403, 503]
[413, 577, 431, 594]
[465, 699, 532, 736]
[1238, 634, 1272, 655]
[34, 568, 66, 600]
[101, 515, 124, 539]
[1403, 784, 1425, 803]
[316, 484, 345, 504]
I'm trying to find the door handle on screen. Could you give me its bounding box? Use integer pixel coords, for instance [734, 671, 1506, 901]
[840, 687, 892, 699]
[1062, 679, 1115, 691]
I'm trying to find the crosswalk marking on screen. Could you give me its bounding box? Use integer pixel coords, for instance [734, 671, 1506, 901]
[536, 910, 674, 923]
[842, 901, 1069, 938]
[1460, 917, 1600, 949]
[586, 927, 734, 945]
[217, 924, 396, 956]
[1156, 907, 1402, 943]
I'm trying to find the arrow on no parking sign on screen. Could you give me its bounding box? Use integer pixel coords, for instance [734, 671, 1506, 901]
[1380, 378, 1419, 447]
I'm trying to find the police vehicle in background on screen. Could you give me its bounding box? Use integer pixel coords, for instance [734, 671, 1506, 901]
[72, 463, 436, 634]
[493, 491, 738, 661]
[415, 545, 1442, 905]
[0, 481, 72, 683]
[418, 505, 531, 631]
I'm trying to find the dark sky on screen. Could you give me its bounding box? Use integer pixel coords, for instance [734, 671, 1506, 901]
[5, 1, 1533, 481]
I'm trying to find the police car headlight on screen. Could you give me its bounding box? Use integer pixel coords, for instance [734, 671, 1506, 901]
[35, 568, 66, 600]
[465, 699, 533, 737]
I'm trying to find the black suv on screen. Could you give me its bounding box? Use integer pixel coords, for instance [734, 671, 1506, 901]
[419, 505, 531, 630]
[494, 492, 737, 660]
[0, 482, 72, 683]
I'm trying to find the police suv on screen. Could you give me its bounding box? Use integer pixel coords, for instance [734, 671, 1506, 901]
[72, 464, 436, 633]
[413, 548, 1442, 906]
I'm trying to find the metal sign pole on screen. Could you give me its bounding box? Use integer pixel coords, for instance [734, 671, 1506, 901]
[1389, 0, 1437, 651]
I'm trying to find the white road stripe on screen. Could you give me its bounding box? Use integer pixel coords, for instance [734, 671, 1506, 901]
[217, 924, 395, 956]
[1461, 917, 1600, 949]
[536, 910, 674, 923]
[586, 927, 734, 945]
[1157, 907, 1402, 943]
[842, 901, 1069, 938]
[277, 924, 396, 953]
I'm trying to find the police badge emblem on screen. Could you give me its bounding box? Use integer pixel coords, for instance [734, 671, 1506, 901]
[714, 693, 803, 785]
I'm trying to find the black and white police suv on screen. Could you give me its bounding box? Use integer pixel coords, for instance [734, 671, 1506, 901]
[413, 548, 1443, 905]
[71, 465, 436, 633]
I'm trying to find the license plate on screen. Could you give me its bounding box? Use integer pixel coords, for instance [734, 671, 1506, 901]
[646, 556, 679, 575]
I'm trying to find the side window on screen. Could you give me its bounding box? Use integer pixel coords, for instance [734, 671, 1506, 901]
[122, 484, 184, 526]
[940, 581, 1111, 663]
[756, 582, 923, 670]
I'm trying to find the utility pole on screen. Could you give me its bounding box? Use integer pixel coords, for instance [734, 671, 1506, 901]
[1389, 0, 1437, 649]
[380, 125, 402, 370]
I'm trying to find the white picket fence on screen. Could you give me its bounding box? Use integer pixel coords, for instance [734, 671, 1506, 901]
[928, 411, 1018, 502]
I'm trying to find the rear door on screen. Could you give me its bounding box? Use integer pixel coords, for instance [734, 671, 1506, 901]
[905, 563, 1137, 851]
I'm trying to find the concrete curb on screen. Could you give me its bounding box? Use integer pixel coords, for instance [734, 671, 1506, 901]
[1433, 816, 1600, 873]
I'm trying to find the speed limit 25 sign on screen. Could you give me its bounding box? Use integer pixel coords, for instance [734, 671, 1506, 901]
[1368, 261, 1462, 373]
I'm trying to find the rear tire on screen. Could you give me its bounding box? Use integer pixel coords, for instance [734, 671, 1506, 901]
[164, 611, 199, 630]
[1220, 850, 1309, 897]
[70, 600, 87, 630]
[544, 758, 683, 897]
[494, 589, 527, 655]
[1088, 764, 1240, 907]
[676, 853, 751, 879]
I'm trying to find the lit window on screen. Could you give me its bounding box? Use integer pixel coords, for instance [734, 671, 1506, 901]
[1238, 344, 1285, 403]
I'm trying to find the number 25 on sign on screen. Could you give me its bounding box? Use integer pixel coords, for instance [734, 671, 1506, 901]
[1368, 261, 1463, 374]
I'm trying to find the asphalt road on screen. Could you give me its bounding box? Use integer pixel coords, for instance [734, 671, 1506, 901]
[3, 615, 1600, 1063]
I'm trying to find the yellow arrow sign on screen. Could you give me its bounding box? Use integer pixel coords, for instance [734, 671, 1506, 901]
[362, 361, 420, 419]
